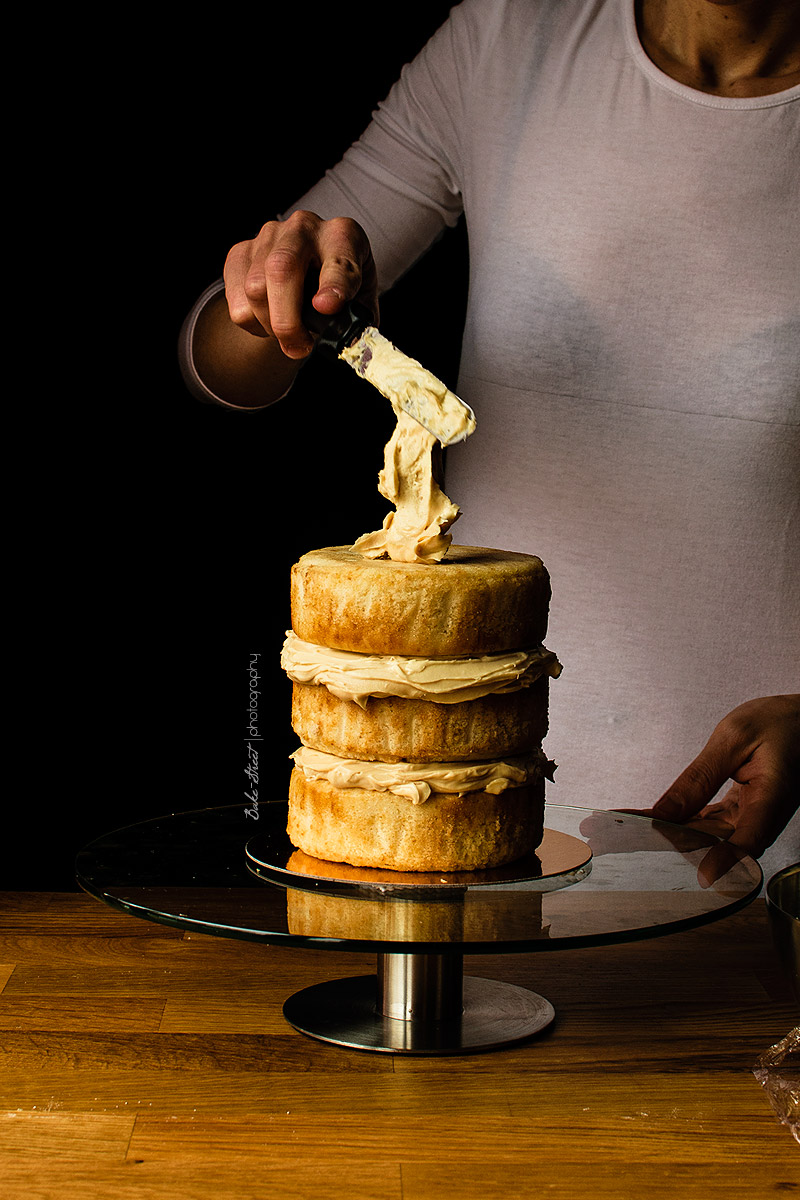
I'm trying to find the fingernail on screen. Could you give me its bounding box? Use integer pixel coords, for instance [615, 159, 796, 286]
[281, 334, 313, 355]
[653, 795, 682, 820]
[314, 287, 344, 308]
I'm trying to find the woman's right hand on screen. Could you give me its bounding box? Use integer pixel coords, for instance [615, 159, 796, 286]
[224, 210, 379, 359]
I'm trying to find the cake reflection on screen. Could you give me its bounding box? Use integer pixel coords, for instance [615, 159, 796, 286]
[284, 849, 552, 943]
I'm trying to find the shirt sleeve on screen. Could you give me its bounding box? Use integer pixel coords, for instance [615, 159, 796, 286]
[177, 278, 228, 407]
[282, 0, 480, 292]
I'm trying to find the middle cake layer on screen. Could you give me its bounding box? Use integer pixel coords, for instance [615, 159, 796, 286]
[291, 677, 550, 762]
[282, 629, 561, 763]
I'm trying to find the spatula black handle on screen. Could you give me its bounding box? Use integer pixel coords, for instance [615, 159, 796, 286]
[301, 283, 374, 357]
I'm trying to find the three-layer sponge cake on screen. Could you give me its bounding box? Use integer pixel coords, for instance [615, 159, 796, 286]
[281, 544, 561, 872]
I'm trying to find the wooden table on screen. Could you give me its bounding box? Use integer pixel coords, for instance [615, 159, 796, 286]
[0, 890, 796, 1199]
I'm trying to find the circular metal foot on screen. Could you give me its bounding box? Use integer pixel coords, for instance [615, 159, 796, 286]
[283, 973, 555, 1055]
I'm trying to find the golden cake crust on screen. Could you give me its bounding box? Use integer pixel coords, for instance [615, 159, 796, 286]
[290, 545, 551, 656]
[291, 676, 550, 763]
[287, 767, 545, 872]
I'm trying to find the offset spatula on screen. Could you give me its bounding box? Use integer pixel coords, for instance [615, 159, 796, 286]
[303, 296, 476, 447]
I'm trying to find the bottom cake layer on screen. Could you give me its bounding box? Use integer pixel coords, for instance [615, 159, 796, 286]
[287, 767, 546, 872]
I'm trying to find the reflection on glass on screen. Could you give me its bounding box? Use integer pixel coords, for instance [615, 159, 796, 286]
[75, 804, 762, 952]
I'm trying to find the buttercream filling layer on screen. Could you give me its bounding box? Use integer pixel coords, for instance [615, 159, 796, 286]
[291, 745, 555, 804]
[281, 631, 562, 708]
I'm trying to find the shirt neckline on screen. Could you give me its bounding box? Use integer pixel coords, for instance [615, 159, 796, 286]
[622, 0, 800, 110]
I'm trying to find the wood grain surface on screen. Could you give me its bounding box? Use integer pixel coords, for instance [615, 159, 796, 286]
[0, 891, 797, 1199]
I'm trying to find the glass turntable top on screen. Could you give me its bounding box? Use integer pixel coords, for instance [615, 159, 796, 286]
[75, 802, 762, 954]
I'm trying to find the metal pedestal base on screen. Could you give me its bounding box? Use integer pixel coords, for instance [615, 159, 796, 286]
[283, 951, 555, 1055]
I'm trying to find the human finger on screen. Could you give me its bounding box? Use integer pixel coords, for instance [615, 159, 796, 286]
[723, 784, 795, 859]
[225, 213, 321, 353]
[256, 214, 323, 358]
[224, 238, 271, 337]
[650, 730, 737, 826]
[310, 217, 379, 319]
[696, 840, 751, 889]
[692, 774, 794, 858]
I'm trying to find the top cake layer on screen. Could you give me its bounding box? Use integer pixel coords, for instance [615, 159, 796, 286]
[290, 545, 552, 656]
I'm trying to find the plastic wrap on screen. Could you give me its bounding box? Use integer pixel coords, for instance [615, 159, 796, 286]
[753, 1026, 800, 1143]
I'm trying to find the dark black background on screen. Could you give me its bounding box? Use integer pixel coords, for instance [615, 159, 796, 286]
[10, 4, 469, 889]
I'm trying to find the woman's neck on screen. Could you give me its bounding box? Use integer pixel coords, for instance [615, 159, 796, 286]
[636, 0, 800, 96]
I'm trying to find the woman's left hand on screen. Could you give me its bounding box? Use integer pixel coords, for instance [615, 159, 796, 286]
[645, 694, 799, 858]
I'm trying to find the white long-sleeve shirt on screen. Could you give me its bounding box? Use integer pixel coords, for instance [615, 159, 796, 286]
[181, 0, 800, 873]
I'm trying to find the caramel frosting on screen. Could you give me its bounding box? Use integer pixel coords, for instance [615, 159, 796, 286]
[340, 328, 476, 448]
[281, 630, 562, 708]
[353, 408, 460, 564]
[342, 328, 474, 565]
[291, 745, 555, 804]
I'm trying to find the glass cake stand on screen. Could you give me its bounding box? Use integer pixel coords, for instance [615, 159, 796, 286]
[75, 803, 762, 1055]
